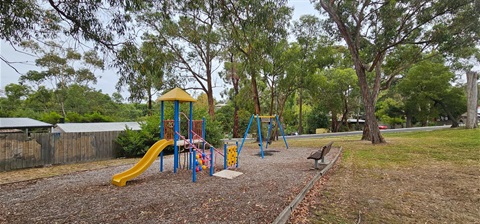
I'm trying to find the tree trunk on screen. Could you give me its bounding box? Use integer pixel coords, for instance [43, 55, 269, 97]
[232, 65, 240, 138]
[466, 71, 478, 129]
[406, 111, 412, 128]
[251, 71, 261, 115]
[434, 100, 459, 128]
[340, 95, 349, 131]
[207, 89, 215, 118]
[269, 77, 275, 116]
[206, 58, 215, 118]
[359, 79, 385, 143]
[147, 86, 153, 115]
[361, 123, 371, 141]
[250, 70, 263, 142]
[331, 115, 337, 132]
[298, 89, 303, 134]
[319, 0, 385, 144]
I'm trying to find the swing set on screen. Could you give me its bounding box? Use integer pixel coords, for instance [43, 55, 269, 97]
[238, 114, 289, 158]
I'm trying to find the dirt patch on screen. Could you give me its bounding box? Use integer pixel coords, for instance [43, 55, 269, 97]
[0, 144, 341, 223]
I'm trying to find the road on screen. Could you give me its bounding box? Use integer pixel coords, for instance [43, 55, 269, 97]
[283, 125, 452, 139]
[223, 125, 452, 143]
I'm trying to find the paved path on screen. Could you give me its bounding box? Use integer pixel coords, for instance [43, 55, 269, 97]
[225, 125, 452, 142]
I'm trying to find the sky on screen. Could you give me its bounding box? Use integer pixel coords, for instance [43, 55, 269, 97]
[0, 1, 319, 100]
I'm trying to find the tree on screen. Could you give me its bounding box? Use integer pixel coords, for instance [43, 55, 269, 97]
[220, 0, 292, 116]
[116, 41, 175, 113]
[398, 57, 466, 127]
[1, 0, 149, 72]
[137, 1, 222, 118]
[312, 67, 359, 132]
[465, 70, 479, 128]
[1, 83, 31, 116]
[314, 0, 480, 143]
[376, 96, 405, 128]
[220, 51, 245, 138]
[292, 15, 323, 134]
[20, 42, 104, 117]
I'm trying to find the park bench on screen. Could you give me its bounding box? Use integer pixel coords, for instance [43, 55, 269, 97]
[307, 141, 333, 169]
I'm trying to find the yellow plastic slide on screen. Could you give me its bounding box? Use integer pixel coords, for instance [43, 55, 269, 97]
[112, 139, 174, 187]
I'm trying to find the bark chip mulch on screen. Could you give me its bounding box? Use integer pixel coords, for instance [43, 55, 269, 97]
[0, 144, 340, 223]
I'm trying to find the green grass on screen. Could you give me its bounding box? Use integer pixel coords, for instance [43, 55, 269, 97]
[289, 128, 479, 168]
[287, 128, 480, 223]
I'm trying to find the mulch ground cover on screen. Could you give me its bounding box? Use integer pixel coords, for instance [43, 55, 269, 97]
[0, 143, 341, 223]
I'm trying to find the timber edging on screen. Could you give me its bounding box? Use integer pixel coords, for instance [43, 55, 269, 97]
[272, 146, 343, 224]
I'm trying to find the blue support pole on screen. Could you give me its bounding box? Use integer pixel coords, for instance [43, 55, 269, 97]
[265, 118, 273, 149]
[210, 146, 214, 176]
[276, 115, 289, 149]
[189, 150, 192, 170]
[236, 141, 239, 168]
[189, 102, 193, 167]
[160, 151, 164, 172]
[223, 143, 227, 170]
[192, 150, 196, 182]
[238, 114, 254, 155]
[160, 101, 165, 172]
[160, 101, 165, 139]
[256, 115, 264, 159]
[173, 101, 180, 173]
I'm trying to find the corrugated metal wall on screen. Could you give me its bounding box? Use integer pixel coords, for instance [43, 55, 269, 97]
[0, 132, 122, 171]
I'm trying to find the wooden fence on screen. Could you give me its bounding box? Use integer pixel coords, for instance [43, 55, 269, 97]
[0, 132, 122, 172]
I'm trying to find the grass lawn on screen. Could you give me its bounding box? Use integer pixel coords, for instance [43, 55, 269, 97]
[291, 128, 480, 223]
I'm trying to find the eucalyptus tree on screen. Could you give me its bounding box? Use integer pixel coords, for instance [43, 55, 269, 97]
[292, 15, 324, 134]
[398, 56, 466, 127]
[312, 68, 359, 132]
[115, 41, 176, 113]
[1, 0, 151, 72]
[137, 0, 222, 117]
[19, 42, 104, 117]
[220, 50, 245, 138]
[465, 70, 478, 128]
[276, 43, 303, 122]
[220, 0, 293, 116]
[1, 83, 31, 115]
[313, 0, 480, 143]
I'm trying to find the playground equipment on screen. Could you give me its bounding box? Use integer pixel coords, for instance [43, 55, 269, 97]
[238, 114, 288, 159]
[112, 88, 238, 187]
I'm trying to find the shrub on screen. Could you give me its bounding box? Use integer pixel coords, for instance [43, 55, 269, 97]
[115, 127, 149, 157]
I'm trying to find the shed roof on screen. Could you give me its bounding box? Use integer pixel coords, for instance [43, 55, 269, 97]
[55, 122, 141, 133]
[157, 87, 196, 102]
[0, 118, 53, 129]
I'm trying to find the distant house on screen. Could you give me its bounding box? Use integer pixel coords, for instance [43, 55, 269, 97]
[459, 106, 480, 124]
[215, 103, 227, 110]
[54, 122, 141, 133]
[0, 118, 53, 133]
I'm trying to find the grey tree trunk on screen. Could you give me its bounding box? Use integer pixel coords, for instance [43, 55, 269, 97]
[466, 71, 478, 129]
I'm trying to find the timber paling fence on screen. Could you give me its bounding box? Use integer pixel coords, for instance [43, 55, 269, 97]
[0, 132, 122, 172]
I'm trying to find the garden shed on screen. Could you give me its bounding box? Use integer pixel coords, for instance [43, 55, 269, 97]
[54, 122, 141, 133]
[0, 117, 53, 134]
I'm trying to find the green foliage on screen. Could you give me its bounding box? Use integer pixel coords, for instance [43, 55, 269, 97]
[397, 56, 466, 126]
[40, 111, 62, 124]
[203, 117, 223, 148]
[84, 112, 114, 122]
[376, 97, 405, 127]
[305, 106, 330, 134]
[215, 104, 251, 137]
[115, 128, 150, 157]
[1, 1, 145, 56]
[115, 115, 161, 157]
